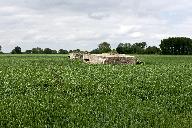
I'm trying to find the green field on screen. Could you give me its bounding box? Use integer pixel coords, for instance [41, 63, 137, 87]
[0, 54, 192, 127]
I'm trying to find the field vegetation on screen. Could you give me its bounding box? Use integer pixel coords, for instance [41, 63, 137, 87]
[0, 54, 192, 127]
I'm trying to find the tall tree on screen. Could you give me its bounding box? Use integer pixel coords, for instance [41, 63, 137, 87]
[145, 46, 160, 54]
[90, 48, 100, 54]
[131, 42, 146, 54]
[124, 43, 132, 53]
[58, 49, 68, 54]
[25, 50, 32, 54]
[73, 49, 81, 53]
[98, 42, 111, 53]
[11, 46, 22, 54]
[160, 37, 192, 55]
[0, 45, 3, 54]
[140, 42, 147, 49]
[32, 47, 43, 54]
[44, 48, 52, 54]
[116, 43, 125, 54]
[51, 50, 57, 54]
[116, 43, 132, 54]
[116, 42, 148, 54]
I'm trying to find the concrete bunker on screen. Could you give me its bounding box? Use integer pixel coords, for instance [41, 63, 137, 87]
[69, 53, 142, 65]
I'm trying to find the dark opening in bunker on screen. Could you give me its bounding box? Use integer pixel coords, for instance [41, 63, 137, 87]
[84, 59, 90, 62]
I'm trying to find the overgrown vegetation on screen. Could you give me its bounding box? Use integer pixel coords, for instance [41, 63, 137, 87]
[0, 54, 192, 127]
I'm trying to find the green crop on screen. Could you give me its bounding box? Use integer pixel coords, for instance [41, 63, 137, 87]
[0, 54, 192, 127]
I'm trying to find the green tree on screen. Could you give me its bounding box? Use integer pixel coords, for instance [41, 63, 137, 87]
[32, 47, 43, 54]
[145, 46, 160, 54]
[90, 48, 100, 54]
[69, 50, 73, 53]
[0, 45, 3, 54]
[0, 45, 2, 53]
[116, 43, 125, 54]
[139, 42, 147, 49]
[51, 50, 57, 54]
[116, 42, 147, 54]
[160, 37, 192, 55]
[44, 48, 52, 54]
[58, 49, 68, 54]
[11, 46, 22, 54]
[25, 50, 32, 54]
[73, 49, 81, 53]
[131, 42, 147, 54]
[116, 43, 132, 54]
[123, 43, 132, 53]
[98, 42, 111, 53]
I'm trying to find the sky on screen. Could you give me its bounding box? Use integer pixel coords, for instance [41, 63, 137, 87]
[0, 0, 192, 52]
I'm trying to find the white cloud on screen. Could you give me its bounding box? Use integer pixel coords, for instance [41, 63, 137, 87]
[130, 32, 144, 38]
[0, 0, 192, 52]
[118, 25, 142, 34]
[88, 12, 110, 20]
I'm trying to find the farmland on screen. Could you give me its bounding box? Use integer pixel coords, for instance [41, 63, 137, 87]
[0, 54, 192, 127]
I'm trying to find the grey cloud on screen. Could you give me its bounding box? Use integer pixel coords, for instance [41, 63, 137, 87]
[0, 0, 192, 52]
[88, 12, 110, 20]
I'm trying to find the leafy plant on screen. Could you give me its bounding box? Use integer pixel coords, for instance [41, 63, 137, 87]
[0, 54, 192, 127]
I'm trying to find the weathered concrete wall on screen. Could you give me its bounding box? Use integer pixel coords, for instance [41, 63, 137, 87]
[83, 54, 106, 64]
[69, 53, 137, 64]
[69, 53, 83, 60]
[104, 57, 136, 64]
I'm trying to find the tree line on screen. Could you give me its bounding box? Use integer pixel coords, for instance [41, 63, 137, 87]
[90, 42, 160, 54]
[9, 47, 69, 54]
[91, 37, 192, 55]
[0, 37, 192, 55]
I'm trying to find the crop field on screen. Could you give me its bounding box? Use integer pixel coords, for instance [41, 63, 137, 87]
[0, 54, 192, 127]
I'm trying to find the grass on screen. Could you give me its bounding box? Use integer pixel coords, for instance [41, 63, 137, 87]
[0, 54, 192, 127]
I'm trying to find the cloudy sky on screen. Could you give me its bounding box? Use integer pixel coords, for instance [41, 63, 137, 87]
[0, 0, 192, 52]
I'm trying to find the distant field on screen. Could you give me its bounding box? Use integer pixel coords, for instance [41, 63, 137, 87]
[0, 54, 192, 127]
